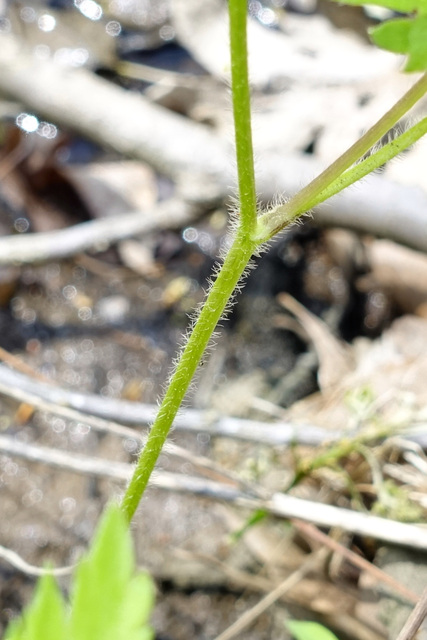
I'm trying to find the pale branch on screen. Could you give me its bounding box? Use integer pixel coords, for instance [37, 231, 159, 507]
[0, 365, 426, 449]
[0, 379, 255, 492]
[0, 35, 228, 188]
[0, 199, 195, 265]
[0, 35, 427, 251]
[1, 433, 427, 549]
[0, 365, 349, 448]
[0, 544, 74, 577]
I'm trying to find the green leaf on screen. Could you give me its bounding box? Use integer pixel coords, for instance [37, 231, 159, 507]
[329, 0, 421, 13]
[286, 621, 340, 640]
[70, 504, 135, 640]
[229, 508, 268, 542]
[4, 618, 25, 640]
[371, 15, 427, 71]
[115, 573, 155, 640]
[406, 15, 427, 70]
[370, 19, 411, 53]
[4, 504, 155, 640]
[4, 573, 69, 640]
[330, 0, 427, 70]
[70, 503, 154, 640]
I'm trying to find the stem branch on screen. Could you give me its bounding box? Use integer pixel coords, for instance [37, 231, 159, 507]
[301, 116, 427, 211]
[257, 71, 427, 239]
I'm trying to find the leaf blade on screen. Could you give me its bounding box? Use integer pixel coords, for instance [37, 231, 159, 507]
[286, 621, 340, 640]
[70, 504, 135, 640]
[370, 19, 411, 53]
[5, 573, 69, 640]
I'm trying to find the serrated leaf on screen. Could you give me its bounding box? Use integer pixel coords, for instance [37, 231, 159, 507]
[5, 504, 155, 640]
[5, 573, 69, 640]
[370, 14, 427, 70]
[285, 621, 340, 640]
[70, 504, 134, 640]
[331, 0, 427, 69]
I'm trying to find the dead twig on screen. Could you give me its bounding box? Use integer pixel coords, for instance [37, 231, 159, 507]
[213, 551, 324, 640]
[0, 379, 258, 493]
[1, 364, 426, 451]
[2, 434, 427, 549]
[0, 545, 74, 577]
[268, 493, 427, 550]
[396, 587, 427, 640]
[0, 200, 195, 265]
[0, 345, 51, 383]
[293, 520, 419, 605]
[0, 364, 347, 447]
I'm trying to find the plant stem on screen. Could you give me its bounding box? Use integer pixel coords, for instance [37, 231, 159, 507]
[120, 233, 256, 523]
[299, 116, 427, 211]
[256, 71, 427, 240]
[229, 0, 257, 234]
[120, 0, 259, 523]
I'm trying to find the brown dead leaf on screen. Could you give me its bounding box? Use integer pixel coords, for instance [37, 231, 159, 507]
[277, 292, 353, 390]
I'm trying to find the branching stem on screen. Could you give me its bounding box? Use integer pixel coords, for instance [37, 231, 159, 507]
[121, 0, 260, 523]
[120, 1, 427, 523]
[298, 116, 427, 211]
[256, 71, 427, 240]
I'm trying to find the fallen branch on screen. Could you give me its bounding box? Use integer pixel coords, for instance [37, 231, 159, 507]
[1, 433, 427, 549]
[1, 365, 426, 450]
[396, 587, 427, 640]
[0, 364, 345, 447]
[1, 35, 427, 251]
[0, 35, 228, 188]
[0, 544, 74, 577]
[213, 551, 323, 640]
[0, 199, 195, 265]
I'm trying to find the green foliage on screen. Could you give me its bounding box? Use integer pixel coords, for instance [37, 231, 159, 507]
[4, 505, 155, 640]
[372, 479, 425, 521]
[286, 620, 340, 640]
[4, 574, 68, 640]
[371, 15, 427, 71]
[331, 0, 427, 70]
[229, 509, 269, 542]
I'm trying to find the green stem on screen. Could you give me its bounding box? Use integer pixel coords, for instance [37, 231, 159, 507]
[121, 233, 256, 523]
[120, 0, 259, 523]
[256, 71, 427, 240]
[229, 0, 257, 234]
[298, 116, 427, 212]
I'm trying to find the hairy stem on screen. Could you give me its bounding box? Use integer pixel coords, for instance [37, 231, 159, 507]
[256, 71, 427, 240]
[299, 116, 427, 211]
[119, 6, 427, 523]
[229, 0, 257, 234]
[120, 0, 259, 523]
[121, 233, 257, 522]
